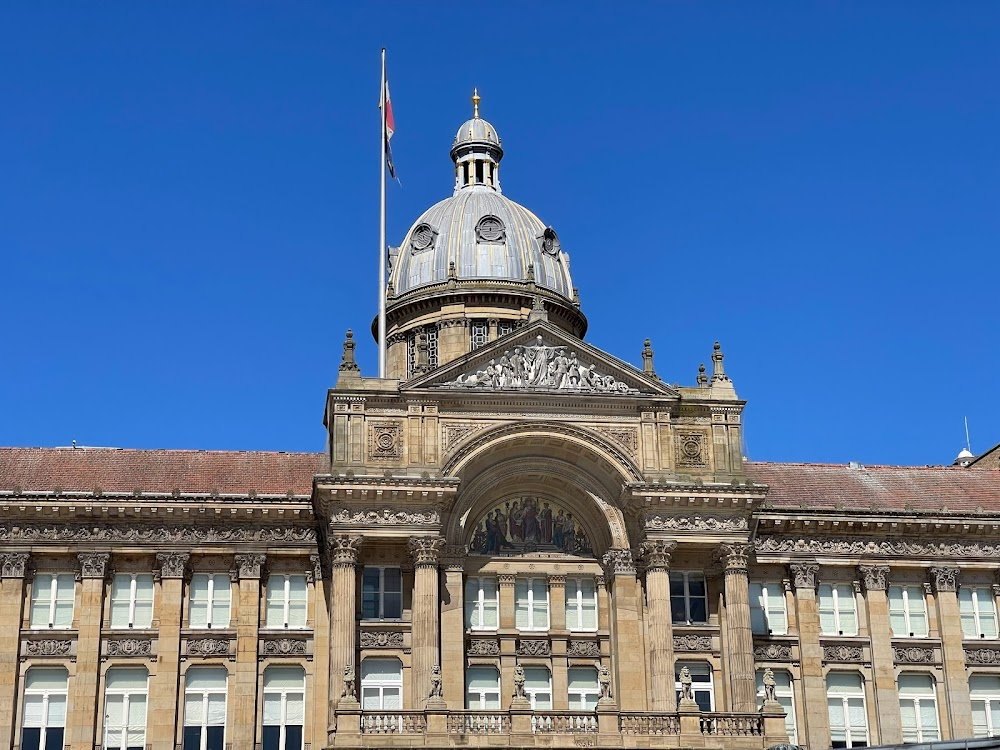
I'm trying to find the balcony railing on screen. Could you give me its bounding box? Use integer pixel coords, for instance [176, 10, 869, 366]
[619, 712, 681, 735]
[446, 710, 510, 734]
[361, 711, 428, 734]
[699, 712, 765, 736]
[532, 711, 599, 733]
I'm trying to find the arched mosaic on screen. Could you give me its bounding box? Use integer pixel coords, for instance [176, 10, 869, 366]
[468, 495, 594, 557]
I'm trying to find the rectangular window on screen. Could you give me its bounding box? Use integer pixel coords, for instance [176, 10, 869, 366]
[465, 667, 501, 710]
[110, 574, 154, 629]
[406, 334, 416, 379]
[361, 658, 402, 710]
[670, 573, 708, 624]
[183, 667, 227, 750]
[515, 578, 549, 631]
[262, 666, 305, 750]
[568, 667, 599, 710]
[960, 587, 999, 639]
[827, 673, 868, 749]
[426, 326, 439, 369]
[29, 573, 75, 629]
[675, 662, 714, 712]
[361, 567, 402, 620]
[189, 574, 231, 629]
[524, 667, 552, 710]
[898, 674, 939, 743]
[471, 321, 489, 351]
[749, 582, 788, 635]
[970, 675, 1000, 738]
[21, 667, 68, 750]
[103, 667, 149, 750]
[565, 578, 598, 631]
[818, 584, 858, 636]
[265, 575, 308, 629]
[464, 577, 499, 630]
[756, 670, 797, 744]
[888, 586, 929, 638]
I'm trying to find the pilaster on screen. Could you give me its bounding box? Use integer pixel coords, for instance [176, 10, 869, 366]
[231, 553, 266, 749]
[0, 553, 29, 749]
[440, 550, 466, 709]
[929, 566, 973, 738]
[66, 552, 109, 750]
[639, 539, 677, 711]
[789, 562, 829, 750]
[858, 564, 899, 745]
[602, 548, 646, 711]
[149, 551, 189, 750]
[719, 543, 755, 712]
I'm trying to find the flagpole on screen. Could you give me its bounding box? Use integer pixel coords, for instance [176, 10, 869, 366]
[378, 48, 387, 378]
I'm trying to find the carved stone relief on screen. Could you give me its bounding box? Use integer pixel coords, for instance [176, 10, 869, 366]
[601, 549, 635, 577]
[675, 432, 708, 468]
[965, 648, 1000, 665]
[25, 639, 72, 656]
[517, 640, 551, 656]
[467, 639, 501, 656]
[788, 563, 818, 589]
[639, 540, 676, 571]
[442, 423, 490, 452]
[331, 508, 440, 526]
[368, 422, 403, 461]
[673, 635, 712, 651]
[754, 643, 793, 661]
[78, 552, 111, 579]
[893, 647, 935, 664]
[823, 645, 863, 662]
[566, 640, 601, 657]
[360, 631, 404, 649]
[107, 639, 152, 657]
[262, 639, 308, 656]
[0, 552, 30, 578]
[469, 496, 593, 556]
[1, 525, 315, 544]
[929, 566, 959, 592]
[234, 554, 266, 579]
[858, 565, 889, 591]
[187, 638, 231, 656]
[645, 514, 748, 532]
[156, 552, 190, 580]
[758, 537, 1000, 559]
[594, 427, 639, 457]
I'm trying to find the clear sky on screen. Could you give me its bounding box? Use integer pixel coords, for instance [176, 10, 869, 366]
[2, 3, 998, 465]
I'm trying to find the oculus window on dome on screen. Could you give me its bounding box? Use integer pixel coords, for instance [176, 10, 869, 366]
[469, 496, 594, 556]
[410, 223, 437, 254]
[476, 216, 505, 243]
[540, 228, 560, 256]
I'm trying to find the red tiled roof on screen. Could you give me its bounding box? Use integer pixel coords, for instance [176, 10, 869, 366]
[0, 447, 327, 496]
[746, 461, 1000, 513]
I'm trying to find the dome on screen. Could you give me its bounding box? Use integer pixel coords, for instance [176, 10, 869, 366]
[453, 116, 501, 148]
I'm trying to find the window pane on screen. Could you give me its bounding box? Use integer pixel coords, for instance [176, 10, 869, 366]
[47, 694, 67, 726]
[44, 729, 64, 750]
[688, 597, 707, 624]
[382, 687, 401, 710]
[581, 596, 597, 629]
[383, 592, 402, 619]
[262, 725, 280, 750]
[26, 668, 69, 691]
[53, 601, 74, 628]
[23, 694, 45, 727]
[185, 667, 228, 690]
[568, 668, 597, 691]
[107, 668, 149, 690]
[285, 693, 305, 725]
[524, 668, 550, 690]
[361, 658, 402, 681]
[184, 694, 204, 725]
[21, 727, 41, 750]
[687, 578, 706, 597]
[284, 724, 303, 750]
[827, 673, 863, 694]
[205, 725, 224, 750]
[287, 599, 308, 628]
[383, 568, 401, 592]
[467, 668, 499, 691]
[182, 726, 202, 750]
[206, 694, 226, 725]
[263, 694, 282, 724]
[133, 600, 153, 629]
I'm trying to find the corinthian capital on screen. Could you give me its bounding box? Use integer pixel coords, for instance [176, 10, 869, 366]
[329, 535, 363, 567]
[639, 540, 677, 572]
[788, 562, 818, 590]
[718, 543, 752, 575]
[156, 552, 190, 580]
[407, 536, 446, 568]
[858, 564, 889, 592]
[234, 553, 266, 580]
[929, 566, 959, 593]
[601, 548, 636, 578]
[0, 552, 30, 578]
[78, 552, 111, 579]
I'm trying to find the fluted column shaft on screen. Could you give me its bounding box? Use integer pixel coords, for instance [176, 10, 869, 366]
[329, 535, 361, 717]
[0, 553, 30, 749]
[720, 543, 756, 712]
[640, 540, 677, 711]
[408, 536, 445, 709]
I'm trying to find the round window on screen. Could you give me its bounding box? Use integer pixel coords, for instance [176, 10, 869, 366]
[477, 216, 504, 242]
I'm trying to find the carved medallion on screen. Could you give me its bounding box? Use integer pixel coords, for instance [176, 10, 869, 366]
[753, 643, 793, 661]
[368, 422, 403, 461]
[25, 639, 72, 656]
[517, 639, 551, 656]
[567, 640, 601, 657]
[676, 432, 707, 468]
[823, 645, 863, 662]
[188, 638, 231, 656]
[673, 635, 712, 651]
[893, 647, 934, 664]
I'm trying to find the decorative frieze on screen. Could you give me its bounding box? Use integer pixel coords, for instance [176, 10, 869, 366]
[156, 552, 190, 580]
[77, 552, 111, 579]
[567, 640, 601, 657]
[329, 535, 362, 567]
[601, 548, 635, 577]
[1, 524, 315, 544]
[0, 552, 30, 578]
[262, 639, 308, 656]
[929, 566, 959, 593]
[234, 553, 266, 580]
[407, 536, 446, 568]
[467, 639, 501, 656]
[858, 565, 889, 591]
[754, 643, 793, 661]
[823, 645, 864, 662]
[965, 648, 1000, 665]
[187, 638, 231, 656]
[757, 537, 1000, 559]
[330, 508, 440, 526]
[788, 563, 818, 589]
[673, 635, 712, 651]
[645, 514, 748, 532]
[517, 639, 551, 656]
[894, 646, 935, 664]
[25, 639, 72, 656]
[107, 639, 152, 657]
[639, 540, 676, 571]
[359, 631, 404, 649]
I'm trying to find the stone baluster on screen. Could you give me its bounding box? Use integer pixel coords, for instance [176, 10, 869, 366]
[858, 564, 901, 744]
[66, 552, 110, 750]
[789, 562, 830, 750]
[149, 552, 189, 750]
[231, 554, 266, 749]
[639, 540, 678, 711]
[602, 548, 646, 710]
[719, 543, 756, 713]
[929, 566, 973, 738]
[328, 535, 362, 718]
[408, 536, 446, 709]
[0, 553, 30, 748]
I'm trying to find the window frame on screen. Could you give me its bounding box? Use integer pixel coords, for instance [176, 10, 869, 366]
[514, 577, 550, 632]
[523, 667, 553, 710]
[182, 667, 228, 750]
[756, 669, 796, 744]
[102, 667, 149, 750]
[826, 672, 869, 749]
[567, 667, 600, 710]
[818, 583, 859, 636]
[188, 574, 232, 630]
[361, 566, 403, 621]
[960, 586, 999, 639]
[675, 662, 714, 712]
[897, 673, 940, 743]
[749, 582, 788, 636]
[970, 674, 1000, 738]
[464, 576, 499, 631]
[465, 666, 501, 710]
[21, 667, 68, 750]
[29, 573, 75, 629]
[264, 574, 308, 630]
[670, 572, 708, 625]
[470, 320, 489, 351]
[110, 573, 155, 630]
[360, 658, 403, 710]
[565, 577, 598, 632]
[262, 666, 305, 750]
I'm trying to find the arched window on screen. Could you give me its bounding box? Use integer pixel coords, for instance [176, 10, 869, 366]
[21, 667, 68, 750]
[263, 666, 305, 750]
[183, 667, 227, 750]
[360, 658, 402, 710]
[826, 672, 868, 748]
[675, 662, 713, 712]
[756, 669, 797, 744]
[103, 667, 149, 750]
[970, 675, 1000, 737]
[465, 667, 500, 709]
[898, 674, 939, 742]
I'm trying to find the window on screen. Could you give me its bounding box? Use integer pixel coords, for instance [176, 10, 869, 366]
[819, 584, 858, 636]
[515, 578, 549, 631]
[675, 663, 714, 712]
[263, 667, 304, 750]
[565, 578, 598, 631]
[464, 577, 498, 630]
[497, 321, 514, 338]
[960, 587, 999, 639]
[898, 674, 939, 743]
[970, 675, 1000, 738]
[524, 667, 552, 709]
[183, 667, 227, 750]
[110, 574, 154, 629]
[21, 667, 68, 750]
[471, 321, 489, 351]
[670, 573, 707, 624]
[265, 575, 308, 629]
[756, 669, 796, 744]
[406, 334, 416, 379]
[361, 567, 402, 620]
[887, 586, 928, 638]
[465, 667, 500, 709]
[103, 667, 148, 750]
[189, 574, 231, 629]
[29, 573, 75, 629]
[568, 667, 599, 710]
[361, 658, 402, 710]
[426, 326, 438, 369]
[827, 673, 868, 748]
[750, 583, 788, 635]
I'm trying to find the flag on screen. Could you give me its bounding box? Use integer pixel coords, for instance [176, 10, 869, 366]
[382, 74, 396, 179]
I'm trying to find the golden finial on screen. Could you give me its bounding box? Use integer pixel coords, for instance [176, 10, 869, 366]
[472, 88, 481, 118]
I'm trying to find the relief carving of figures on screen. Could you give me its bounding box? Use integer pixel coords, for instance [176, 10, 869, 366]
[107, 639, 152, 657]
[78, 552, 111, 579]
[929, 566, 960, 592]
[448, 337, 636, 394]
[25, 639, 72, 656]
[469, 496, 592, 556]
[156, 552, 190, 580]
[756, 536, 1000, 559]
[0, 552, 30, 578]
[858, 564, 890, 591]
[598, 665, 613, 700]
[331, 508, 440, 526]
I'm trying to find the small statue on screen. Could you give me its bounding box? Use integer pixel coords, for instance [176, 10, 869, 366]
[762, 667, 777, 703]
[678, 666, 694, 703]
[341, 664, 356, 700]
[429, 664, 443, 699]
[513, 664, 526, 699]
[598, 664, 613, 700]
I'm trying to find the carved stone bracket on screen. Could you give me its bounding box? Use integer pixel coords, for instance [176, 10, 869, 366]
[823, 645, 864, 662]
[262, 639, 308, 657]
[360, 631, 404, 649]
[858, 564, 890, 592]
[893, 646, 935, 664]
[567, 640, 601, 657]
[467, 639, 501, 656]
[78, 552, 111, 580]
[517, 639, 551, 656]
[407, 536, 446, 568]
[498, 574, 516, 587]
[329, 535, 363, 568]
[0, 552, 30, 578]
[107, 638, 152, 657]
[754, 643, 793, 661]
[234, 554, 266, 580]
[965, 648, 1000, 665]
[639, 540, 676, 572]
[601, 548, 636, 578]
[788, 563, 818, 590]
[673, 634, 712, 651]
[929, 566, 959, 593]
[155, 552, 190, 580]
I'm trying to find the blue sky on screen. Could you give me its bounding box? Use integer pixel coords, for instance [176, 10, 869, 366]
[2, 3, 998, 465]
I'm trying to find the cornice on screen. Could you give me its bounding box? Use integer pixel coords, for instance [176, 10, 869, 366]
[312, 474, 460, 518]
[755, 513, 1000, 540]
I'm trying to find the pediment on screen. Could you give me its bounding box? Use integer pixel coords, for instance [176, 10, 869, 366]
[402, 321, 678, 397]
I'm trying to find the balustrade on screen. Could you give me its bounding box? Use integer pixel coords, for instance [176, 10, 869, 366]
[698, 712, 764, 736]
[446, 711, 510, 734]
[619, 713, 681, 735]
[361, 712, 428, 734]
[531, 711, 598, 733]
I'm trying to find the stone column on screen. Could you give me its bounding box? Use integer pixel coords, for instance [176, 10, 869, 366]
[439, 548, 466, 709]
[790, 562, 830, 750]
[639, 540, 677, 711]
[66, 552, 110, 750]
[720, 543, 756, 713]
[148, 552, 189, 750]
[498, 574, 517, 703]
[858, 564, 900, 744]
[408, 536, 445, 709]
[329, 536, 362, 719]
[602, 548, 647, 711]
[307, 554, 330, 750]
[930, 566, 973, 738]
[0, 553, 30, 749]
[230, 554, 265, 749]
[548, 574, 568, 709]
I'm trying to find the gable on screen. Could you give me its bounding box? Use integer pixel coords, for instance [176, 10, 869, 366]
[402, 320, 678, 397]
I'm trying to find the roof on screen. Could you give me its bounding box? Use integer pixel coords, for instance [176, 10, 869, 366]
[746, 461, 1000, 514]
[0, 447, 327, 496]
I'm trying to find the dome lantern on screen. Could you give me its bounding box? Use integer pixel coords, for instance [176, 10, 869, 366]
[451, 89, 504, 193]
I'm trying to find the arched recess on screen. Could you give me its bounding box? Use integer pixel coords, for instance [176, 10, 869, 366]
[441, 422, 641, 554]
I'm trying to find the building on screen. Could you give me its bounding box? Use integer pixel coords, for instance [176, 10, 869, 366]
[2, 93, 1000, 750]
